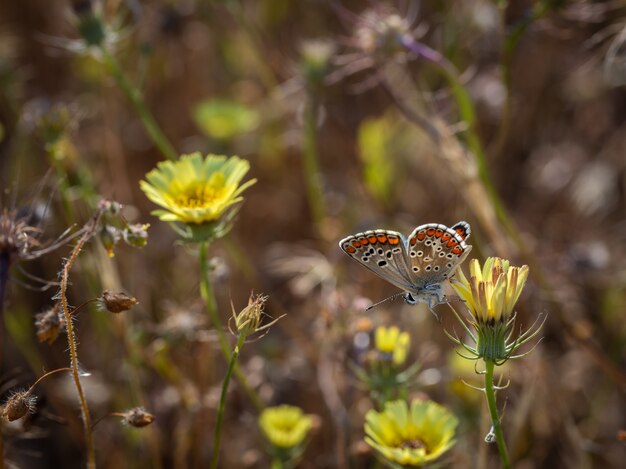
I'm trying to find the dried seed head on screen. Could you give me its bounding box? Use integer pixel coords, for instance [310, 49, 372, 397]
[35, 303, 66, 344]
[100, 290, 138, 314]
[122, 407, 155, 428]
[0, 209, 40, 263]
[354, 7, 411, 58]
[2, 391, 36, 422]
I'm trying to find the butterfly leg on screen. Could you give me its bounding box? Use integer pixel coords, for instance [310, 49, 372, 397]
[443, 294, 465, 303]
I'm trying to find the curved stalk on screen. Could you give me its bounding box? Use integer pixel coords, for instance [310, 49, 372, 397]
[484, 359, 510, 468]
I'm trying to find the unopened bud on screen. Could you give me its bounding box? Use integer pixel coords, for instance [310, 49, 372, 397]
[233, 294, 269, 338]
[99, 225, 119, 258]
[78, 13, 106, 47]
[123, 223, 149, 248]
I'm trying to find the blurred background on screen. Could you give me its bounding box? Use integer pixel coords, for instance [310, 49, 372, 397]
[0, 0, 625, 468]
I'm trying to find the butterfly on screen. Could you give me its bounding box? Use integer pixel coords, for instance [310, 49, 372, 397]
[339, 221, 472, 309]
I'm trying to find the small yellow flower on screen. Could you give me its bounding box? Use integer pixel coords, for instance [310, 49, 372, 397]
[139, 153, 256, 225]
[375, 326, 411, 366]
[259, 405, 313, 449]
[364, 399, 458, 467]
[453, 257, 529, 325]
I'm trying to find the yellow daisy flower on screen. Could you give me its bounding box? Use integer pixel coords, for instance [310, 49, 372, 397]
[365, 399, 458, 467]
[259, 405, 313, 449]
[375, 326, 411, 366]
[139, 152, 256, 225]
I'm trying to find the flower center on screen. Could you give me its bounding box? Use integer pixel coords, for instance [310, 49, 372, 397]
[400, 438, 426, 451]
[174, 180, 226, 209]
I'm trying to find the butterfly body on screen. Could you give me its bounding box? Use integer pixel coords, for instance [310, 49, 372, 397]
[339, 221, 472, 309]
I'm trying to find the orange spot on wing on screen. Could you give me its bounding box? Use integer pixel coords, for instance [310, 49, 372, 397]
[368, 235, 378, 244]
[455, 226, 468, 239]
[351, 240, 360, 248]
[388, 236, 400, 245]
[452, 246, 463, 255]
[377, 234, 388, 243]
[427, 228, 435, 236]
[441, 233, 451, 242]
[435, 229, 443, 237]
[359, 238, 369, 246]
[447, 239, 458, 248]
[416, 232, 426, 241]
[345, 246, 357, 254]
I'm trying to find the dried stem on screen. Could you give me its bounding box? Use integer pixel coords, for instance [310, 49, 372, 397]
[27, 367, 73, 394]
[59, 207, 105, 469]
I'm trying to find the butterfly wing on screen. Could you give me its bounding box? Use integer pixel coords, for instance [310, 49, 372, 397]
[339, 229, 416, 292]
[405, 221, 472, 285]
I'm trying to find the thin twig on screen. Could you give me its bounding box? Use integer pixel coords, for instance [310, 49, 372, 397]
[59, 206, 105, 469]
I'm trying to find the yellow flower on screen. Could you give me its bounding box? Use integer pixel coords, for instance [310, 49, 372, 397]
[375, 326, 411, 366]
[449, 257, 541, 363]
[259, 405, 313, 449]
[453, 257, 529, 325]
[364, 399, 458, 467]
[139, 153, 256, 225]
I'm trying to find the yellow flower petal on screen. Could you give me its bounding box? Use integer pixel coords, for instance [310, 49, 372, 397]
[365, 400, 458, 466]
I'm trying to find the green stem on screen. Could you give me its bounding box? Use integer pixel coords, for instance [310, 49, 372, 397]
[198, 242, 263, 411]
[302, 94, 326, 234]
[210, 333, 246, 469]
[100, 48, 178, 161]
[270, 458, 284, 469]
[484, 359, 510, 469]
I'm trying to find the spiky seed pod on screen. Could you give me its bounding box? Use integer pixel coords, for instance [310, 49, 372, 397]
[2, 391, 36, 422]
[0, 209, 40, 263]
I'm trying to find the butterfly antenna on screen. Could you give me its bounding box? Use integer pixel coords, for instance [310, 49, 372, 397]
[365, 292, 405, 311]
